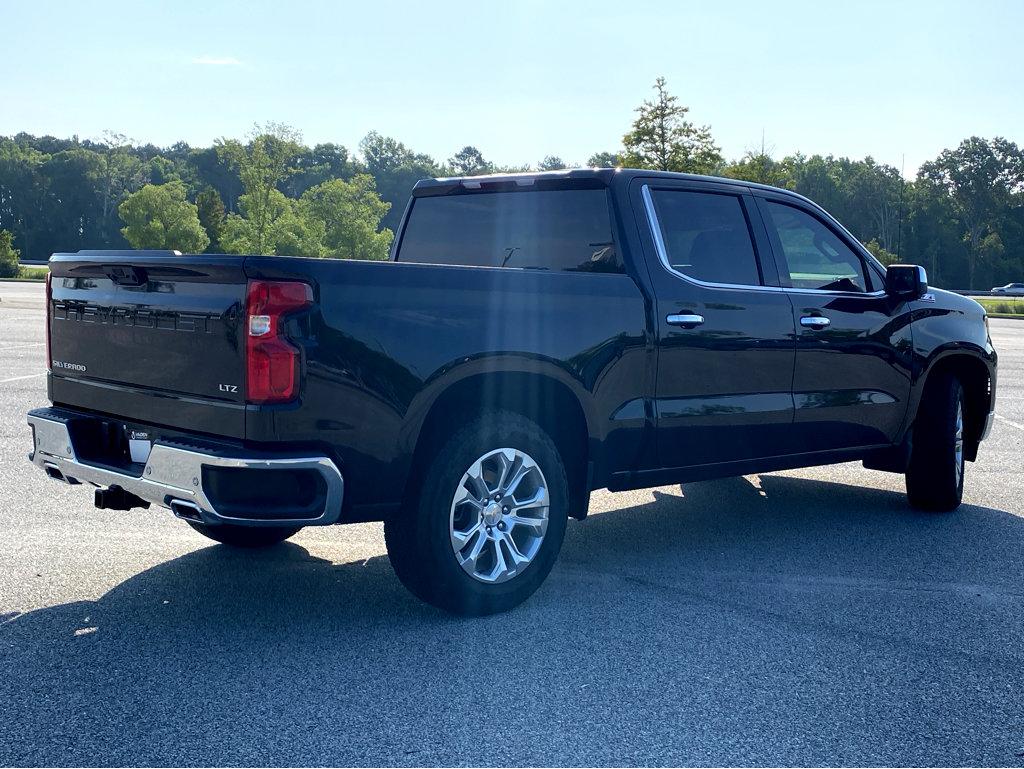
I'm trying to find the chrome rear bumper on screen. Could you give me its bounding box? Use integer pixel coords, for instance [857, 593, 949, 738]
[28, 409, 344, 527]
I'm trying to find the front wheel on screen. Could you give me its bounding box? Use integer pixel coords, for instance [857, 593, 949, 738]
[905, 373, 965, 512]
[385, 411, 569, 615]
[187, 521, 302, 547]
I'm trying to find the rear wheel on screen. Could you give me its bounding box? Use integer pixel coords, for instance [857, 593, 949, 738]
[905, 373, 965, 512]
[385, 411, 569, 615]
[187, 521, 302, 547]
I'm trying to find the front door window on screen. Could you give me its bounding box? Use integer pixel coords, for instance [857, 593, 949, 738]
[764, 201, 871, 293]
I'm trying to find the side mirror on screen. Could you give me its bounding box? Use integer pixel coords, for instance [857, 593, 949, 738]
[885, 264, 928, 299]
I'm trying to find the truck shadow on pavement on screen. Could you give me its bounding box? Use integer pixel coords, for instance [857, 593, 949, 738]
[3, 474, 1023, 766]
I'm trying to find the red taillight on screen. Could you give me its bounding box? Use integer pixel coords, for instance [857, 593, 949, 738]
[245, 280, 313, 404]
[45, 271, 52, 372]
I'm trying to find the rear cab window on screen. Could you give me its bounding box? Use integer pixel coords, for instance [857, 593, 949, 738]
[647, 189, 763, 286]
[395, 188, 622, 273]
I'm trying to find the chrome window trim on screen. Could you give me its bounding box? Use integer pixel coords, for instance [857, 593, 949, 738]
[640, 184, 887, 298]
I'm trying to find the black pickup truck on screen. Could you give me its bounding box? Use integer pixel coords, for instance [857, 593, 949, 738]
[28, 169, 997, 614]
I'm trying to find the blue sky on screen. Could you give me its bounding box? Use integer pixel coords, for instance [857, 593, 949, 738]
[4, 0, 1021, 176]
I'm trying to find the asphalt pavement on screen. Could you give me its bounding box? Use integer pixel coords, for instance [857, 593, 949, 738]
[1, 281, 1023, 766]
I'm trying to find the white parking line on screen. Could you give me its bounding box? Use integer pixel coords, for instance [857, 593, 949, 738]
[0, 373, 46, 384]
[0, 343, 44, 351]
[995, 414, 1024, 431]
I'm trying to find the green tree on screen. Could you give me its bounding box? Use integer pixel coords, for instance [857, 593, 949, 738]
[0, 228, 20, 278]
[0, 138, 47, 261]
[722, 150, 792, 188]
[989, 194, 1024, 287]
[286, 143, 359, 197]
[41, 147, 107, 253]
[360, 132, 416, 176]
[220, 188, 322, 256]
[269, 197, 326, 258]
[863, 238, 899, 266]
[537, 155, 570, 171]
[587, 151, 621, 168]
[447, 146, 492, 176]
[189, 145, 243, 213]
[492, 162, 532, 173]
[145, 152, 199, 190]
[118, 181, 209, 252]
[359, 132, 441, 232]
[919, 137, 1024, 288]
[301, 174, 393, 260]
[147, 155, 178, 185]
[195, 186, 226, 251]
[216, 123, 303, 254]
[96, 132, 145, 247]
[8, 123, 1024, 287]
[783, 153, 906, 260]
[787, 154, 842, 214]
[902, 180, 964, 286]
[622, 77, 722, 173]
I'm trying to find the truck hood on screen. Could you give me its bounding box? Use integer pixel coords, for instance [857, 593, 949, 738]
[925, 287, 987, 319]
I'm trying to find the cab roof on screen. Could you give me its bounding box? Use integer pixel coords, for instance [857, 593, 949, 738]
[411, 167, 803, 199]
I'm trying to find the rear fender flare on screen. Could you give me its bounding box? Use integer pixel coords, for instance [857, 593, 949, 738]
[400, 353, 598, 456]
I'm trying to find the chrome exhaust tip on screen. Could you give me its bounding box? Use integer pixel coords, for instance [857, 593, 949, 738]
[170, 499, 203, 522]
[43, 462, 78, 484]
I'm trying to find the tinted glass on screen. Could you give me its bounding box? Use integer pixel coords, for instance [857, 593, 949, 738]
[765, 202, 869, 292]
[650, 190, 762, 286]
[397, 189, 621, 273]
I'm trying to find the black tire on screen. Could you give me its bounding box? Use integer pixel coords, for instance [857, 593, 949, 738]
[905, 373, 966, 512]
[385, 411, 569, 616]
[187, 521, 302, 547]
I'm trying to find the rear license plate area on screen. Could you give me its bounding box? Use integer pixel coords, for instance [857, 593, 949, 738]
[66, 418, 151, 471]
[127, 429, 152, 464]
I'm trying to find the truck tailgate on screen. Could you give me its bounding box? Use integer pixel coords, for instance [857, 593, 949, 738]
[48, 252, 248, 437]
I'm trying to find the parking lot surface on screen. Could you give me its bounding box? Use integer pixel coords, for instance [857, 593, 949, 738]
[1, 282, 1022, 766]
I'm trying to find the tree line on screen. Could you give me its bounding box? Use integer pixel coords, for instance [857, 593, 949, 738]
[1, 77, 1022, 288]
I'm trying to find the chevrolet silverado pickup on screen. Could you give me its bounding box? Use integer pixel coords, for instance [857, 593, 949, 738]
[27, 169, 997, 615]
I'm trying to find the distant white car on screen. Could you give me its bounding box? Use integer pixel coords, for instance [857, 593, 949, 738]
[991, 282, 1024, 295]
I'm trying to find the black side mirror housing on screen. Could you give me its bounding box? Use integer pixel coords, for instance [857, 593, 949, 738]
[885, 264, 928, 299]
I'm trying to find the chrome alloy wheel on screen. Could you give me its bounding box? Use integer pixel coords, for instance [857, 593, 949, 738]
[954, 400, 964, 487]
[449, 448, 550, 584]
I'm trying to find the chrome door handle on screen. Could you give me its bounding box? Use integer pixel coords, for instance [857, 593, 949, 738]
[666, 313, 705, 327]
[800, 315, 830, 329]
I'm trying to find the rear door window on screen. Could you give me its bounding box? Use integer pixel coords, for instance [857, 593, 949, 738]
[396, 189, 621, 273]
[763, 201, 871, 292]
[648, 189, 763, 286]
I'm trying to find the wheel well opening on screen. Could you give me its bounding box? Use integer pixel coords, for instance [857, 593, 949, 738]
[406, 372, 591, 518]
[923, 355, 991, 459]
